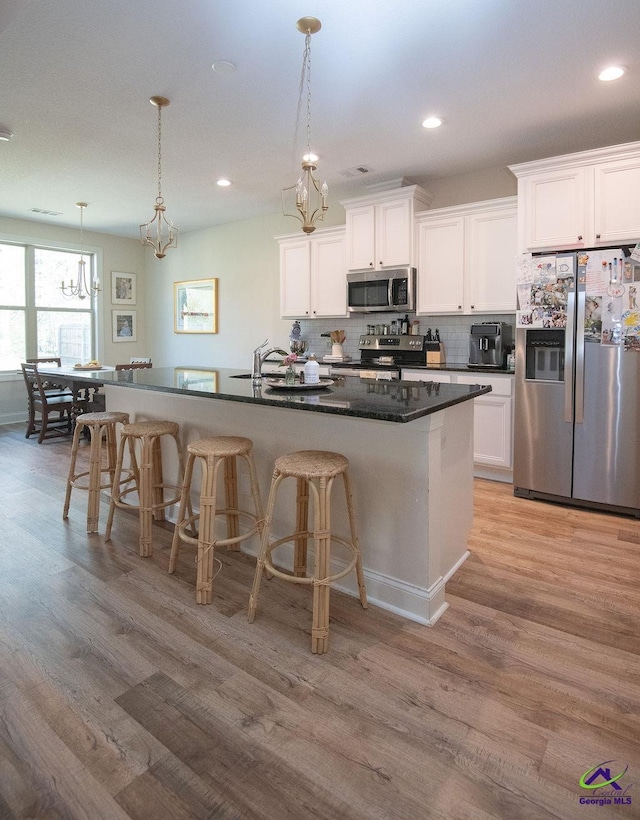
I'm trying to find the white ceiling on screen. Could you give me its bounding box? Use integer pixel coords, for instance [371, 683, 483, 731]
[1, 0, 639, 239]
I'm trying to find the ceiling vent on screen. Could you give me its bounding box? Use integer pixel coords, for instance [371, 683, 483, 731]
[339, 165, 372, 178]
[29, 208, 63, 216]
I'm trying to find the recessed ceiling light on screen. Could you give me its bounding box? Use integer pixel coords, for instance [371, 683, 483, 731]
[599, 65, 626, 81]
[422, 117, 442, 129]
[0, 128, 13, 141]
[216, 178, 231, 187]
[212, 60, 236, 74]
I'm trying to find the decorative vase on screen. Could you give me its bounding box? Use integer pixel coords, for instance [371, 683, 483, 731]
[284, 365, 296, 386]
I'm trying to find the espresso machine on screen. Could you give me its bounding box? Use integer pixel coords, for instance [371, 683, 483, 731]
[469, 322, 512, 368]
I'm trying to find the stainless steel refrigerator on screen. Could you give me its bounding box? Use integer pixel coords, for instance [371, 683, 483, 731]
[514, 248, 640, 517]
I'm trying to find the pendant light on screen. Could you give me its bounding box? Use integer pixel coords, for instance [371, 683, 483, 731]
[140, 95, 178, 258]
[281, 17, 328, 235]
[60, 202, 100, 300]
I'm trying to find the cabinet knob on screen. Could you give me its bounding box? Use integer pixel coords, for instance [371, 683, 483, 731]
[369, 262, 374, 267]
[577, 235, 583, 241]
[471, 305, 475, 310]
[458, 305, 462, 310]
[596, 233, 601, 239]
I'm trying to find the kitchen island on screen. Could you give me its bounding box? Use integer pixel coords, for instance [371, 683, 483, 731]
[59, 366, 491, 625]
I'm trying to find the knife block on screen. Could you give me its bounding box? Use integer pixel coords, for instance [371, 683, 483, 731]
[426, 343, 446, 365]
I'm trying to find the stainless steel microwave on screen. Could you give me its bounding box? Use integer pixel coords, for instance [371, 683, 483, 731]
[347, 267, 416, 313]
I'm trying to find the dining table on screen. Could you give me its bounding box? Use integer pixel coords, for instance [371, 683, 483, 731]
[37, 364, 115, 418]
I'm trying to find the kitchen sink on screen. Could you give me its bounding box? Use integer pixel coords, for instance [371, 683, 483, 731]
[230, 373, 253, 379]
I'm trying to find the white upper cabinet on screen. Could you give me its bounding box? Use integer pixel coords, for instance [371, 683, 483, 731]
[278, 226, 348, 319]
[416, 197, 517, 315]
[467, 204, 518, 313]
[594, 157, 640, 244]
[510, 141, 640, 252]
[341, 184, 432, 271]
[416, 215, 465, 313]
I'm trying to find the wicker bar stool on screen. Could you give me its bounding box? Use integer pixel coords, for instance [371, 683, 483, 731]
[169, 436, 264, 605]
[105, 420, 186, 557]
[248, 449, 368, 654]
[63, 411, 130, 532]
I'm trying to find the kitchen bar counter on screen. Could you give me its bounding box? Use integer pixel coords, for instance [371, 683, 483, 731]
[54, 365, 486, 628]
[56, 366, 490, 423]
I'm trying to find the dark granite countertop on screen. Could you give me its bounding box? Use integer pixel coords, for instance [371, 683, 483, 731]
[60, 366, 491, 424]
[400, 361, 515, 375]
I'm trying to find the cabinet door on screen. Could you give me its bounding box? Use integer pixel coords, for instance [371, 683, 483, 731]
[594, 159, 640, 244]
[346, 205, 375, 270]
[280, 240, 311, 317]
[376, 198, 412, 267]
[456, 373, 513, 468]
[416, 217, 465, 314]
[521, 168, 586, 250]
[311, 232, 348, 317]
[467, 207, 518, 313]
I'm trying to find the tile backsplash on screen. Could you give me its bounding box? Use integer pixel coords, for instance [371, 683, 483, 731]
[294, 313, 515, 363]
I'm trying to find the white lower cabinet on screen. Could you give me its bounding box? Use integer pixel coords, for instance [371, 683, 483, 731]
[401, 369, 513, 480]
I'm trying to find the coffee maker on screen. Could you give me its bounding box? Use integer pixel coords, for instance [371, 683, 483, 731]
[469, 322, 512, 368]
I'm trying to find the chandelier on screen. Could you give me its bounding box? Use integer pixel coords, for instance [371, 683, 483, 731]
[60, 202, 101, 300]
[140, 95, 178, 258]
[281, 17, 328, 235]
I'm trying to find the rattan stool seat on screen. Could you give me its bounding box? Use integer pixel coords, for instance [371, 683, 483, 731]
[121, 419, 178, 438]
[63, 411, 130, 533]
[275, 450, 349, 479]
[187, 436, 253, 459]
[105, 419, 186, 557]
[248, 449, 367, 654]
[170, 436, 264, 605]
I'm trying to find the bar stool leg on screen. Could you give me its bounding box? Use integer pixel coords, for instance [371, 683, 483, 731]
[224, 455, 240, 545]
[195, 455, 222, 604]
[105, 436, 127, 541]
[86, 423, 104, 533]
[311, 476, 332, 654]
[294, 477, 309, 577]
[151, 436, 165, 522]
[138, 435, 155, 557]
[63, 423, 83, 521]
[248, 469, 282, 623]
[169, 452, 195, 574]
[343, 470, 368, 609]
[105, 421, 119, 483]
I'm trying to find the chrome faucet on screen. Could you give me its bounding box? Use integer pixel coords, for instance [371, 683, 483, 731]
[252, 339, 288, 384]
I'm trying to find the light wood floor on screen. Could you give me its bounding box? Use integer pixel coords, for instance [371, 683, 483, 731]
[0, 422, 639, 819]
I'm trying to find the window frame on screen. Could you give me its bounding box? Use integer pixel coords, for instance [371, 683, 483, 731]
[0, 230, 103, 374]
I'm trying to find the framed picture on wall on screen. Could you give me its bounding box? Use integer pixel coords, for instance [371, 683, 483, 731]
[111, 271, 137, 304]
[174, 278, 218, 333]
[112, 310, 137, 342]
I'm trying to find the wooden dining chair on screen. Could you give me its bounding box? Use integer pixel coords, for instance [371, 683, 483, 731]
[115, 362, 153, 371]
[26, 357, 73, 398]
[21, 362, 78, 443]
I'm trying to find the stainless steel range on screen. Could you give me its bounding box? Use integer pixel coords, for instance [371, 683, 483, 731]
[330, 334, 427, 379]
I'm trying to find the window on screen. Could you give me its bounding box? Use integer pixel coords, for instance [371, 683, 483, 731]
[0, 242, 96, 370]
